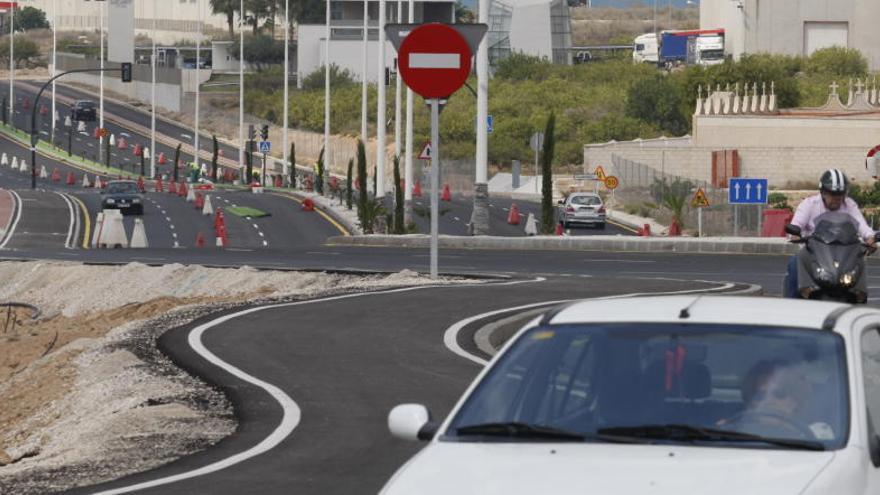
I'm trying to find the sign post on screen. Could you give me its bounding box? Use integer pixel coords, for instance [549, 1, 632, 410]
[529, 132, 544, 193]
[728, 177, 768, 237]
[691, 187, 711, 237]
[389, 22, 487, 278]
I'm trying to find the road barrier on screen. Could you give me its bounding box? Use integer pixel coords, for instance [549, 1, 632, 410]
[97, 209, 128, 248]
[130, 218, 148, 248]
[202, 194, 213, 216]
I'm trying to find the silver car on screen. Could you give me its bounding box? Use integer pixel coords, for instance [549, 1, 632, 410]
[559, 192, 606, 229]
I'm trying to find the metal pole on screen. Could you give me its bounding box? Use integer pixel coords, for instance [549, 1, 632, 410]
[404, 0, 414, 224]
[733, 204, 738, 237]
[151, 3, 157, 178]
[51, 0, 56, 144]
[8, 2, 12, 126]
[239, 0, 245, 180]
[99, 0, 104, 160]
[360, 0, 368, 142]
[757, 204, 763, 237]
[698, 207, 702, 237]
[194, 0, 202, 180]
[376, 0, 386, 197]
[472, 0, 490, 234]
[324, 0, 331, 186]
[283, 0, 289, 184]
[429, 98, 440, 278]
[393, 0, 402, 160]
[534, 146, 538, 194]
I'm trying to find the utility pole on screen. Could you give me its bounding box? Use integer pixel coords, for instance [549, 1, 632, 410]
[393, 0, 402, 161]
[8, 0, 13, 127]
[283, 0, 290, 184]
[472, 0, 490, 235]
[51, 0, 57, 144]
[404, 0, 414, 224]
[361, 0, 368, 142]
[195, 0, 202, 179]
[239, 0, 245, 181]
[324, 0, 331, 186]
[99, 0, 105, 163]
[150, 1, 157, 178]
[376, 0, 386, 197]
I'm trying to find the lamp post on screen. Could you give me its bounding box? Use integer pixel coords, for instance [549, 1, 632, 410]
[194, 0, 202, 181]
[151, 1, 157, 178]
[376, 0, 386, 197]
[473, 0, 490, 235]
[360, 0, 367, 142]
[8, 0, 13, 128]
[324, 0, 331, 185]
[99, 0, 105, 162]
[238, 0, 245, 177]
[282, 0, 289, 185]
[404, 0, 413, 224]
[51, 0, 57, 144]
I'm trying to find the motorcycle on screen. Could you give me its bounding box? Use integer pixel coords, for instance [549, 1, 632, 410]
[783, 211, 879, 304]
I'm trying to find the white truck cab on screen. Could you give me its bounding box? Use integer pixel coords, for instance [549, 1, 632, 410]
[382, 296, 880, 494]
[633, 33, 659, 64]
[696, 35, 726, 66]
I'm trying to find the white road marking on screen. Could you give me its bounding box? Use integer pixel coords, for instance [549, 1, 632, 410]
[258, 232, 264, 237]
[54, 191, 76, 249]
[252, 223, 259, 229]
[169, 224, 175, 230]
[172, 232, 178, 238]
[0, 190, 23, 249]
[262, 240, 268, 246]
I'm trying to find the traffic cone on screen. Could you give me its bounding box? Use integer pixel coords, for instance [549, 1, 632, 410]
[155, 176, 164, 192]
[302, 198, 315, 212]
[19, 160, 28, 174]
[39, 165, 48, 179]
[1, 153, 7, 167]
[669, 219, 682, 237]
[133, 144, 143, 157]
[117, 137, 127, 150]
[202, 195, 214, 215]
[82, 174, 91, 188]
[216, 224, 228, 248]
[157, 152, 167, 165]
[130, 218, 148, 248]
[94, 175, 101, 188]
[412, 180, 422, 197]
[194, 192, 204, 209]
[507, 203, 520, 225]
[136, 176, 145, 192]
[195, 232, 205, 248]
[214, 209, 225, 234]
[51, 168, 60, 182]
[179, 181, 188, 198]
[169, 180, 178, 194]
[109, 133, 116, 147]
[441, 184, 451, 201]
[10, 157, 16, 170]
[39, 104, 48, 116]
[555, 223, 564, 236]
[524, 213, 538, 236]
[186, 185, 195, 202]
[66, 171, 75, 185]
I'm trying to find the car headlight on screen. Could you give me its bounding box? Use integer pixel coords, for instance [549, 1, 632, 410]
[105, 198, 115, 204]
[132, 198, 141, 203]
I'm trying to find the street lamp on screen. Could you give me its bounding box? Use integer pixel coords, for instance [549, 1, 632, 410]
[151, 1, 157, 178]
[239, 0, 245, 180]
[7, 0, 13, 127]
[51, 0, 56, 145]
[194, 0, 202, 182]
[282, 0, 290, 185]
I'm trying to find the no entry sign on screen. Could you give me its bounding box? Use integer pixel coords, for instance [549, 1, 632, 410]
[398, 24, 472, 99]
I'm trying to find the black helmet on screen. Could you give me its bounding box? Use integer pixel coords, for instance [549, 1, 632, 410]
[819, 169, 849, 194]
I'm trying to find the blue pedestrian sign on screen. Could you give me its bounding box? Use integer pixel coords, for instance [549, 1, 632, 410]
[728, 178, 769, 204]
[258, 141, 271, 153]
[487, 114, 494, 134]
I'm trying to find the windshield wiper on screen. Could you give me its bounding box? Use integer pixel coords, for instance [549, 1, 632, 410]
[597, 424, 826, 451]
[456, 422, 586, 441]
[455, 422, 651, 444]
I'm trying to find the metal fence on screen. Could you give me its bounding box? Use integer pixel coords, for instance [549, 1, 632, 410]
[611, 154, 764, 237]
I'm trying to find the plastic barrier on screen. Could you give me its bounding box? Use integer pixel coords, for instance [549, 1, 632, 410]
[762, 209, 794, 237]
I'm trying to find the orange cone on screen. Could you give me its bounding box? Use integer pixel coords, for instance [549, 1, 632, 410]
[441, 184, 451, 201]
[157, 152, 167, 165]
[169, 180, 178, 194]
[51, 168, 60, 182]
[155, 176, 164, 193]
[66, 171, 75, 185]
[556, 223, 564, 236]
[178, 182, 188, 198]
[116, 137, 127, 149]
[214, 209, 225, 234]
[195, 232, 205, 247]
[507, 203, 521, 225]
[413, 180, 422, 197]
[302, 198, 315, 212]
[136, 176, 145, 192]
[194, 192, 204, 209]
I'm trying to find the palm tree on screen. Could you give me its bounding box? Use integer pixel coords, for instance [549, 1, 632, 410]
[210, 0, 238, 37]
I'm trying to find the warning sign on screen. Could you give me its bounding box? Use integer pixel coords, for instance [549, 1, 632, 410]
[691, 187, 711, 208]
[594, 166, 607, 182]
[604, 175, 619, 190]
[418, 141, 432, 161]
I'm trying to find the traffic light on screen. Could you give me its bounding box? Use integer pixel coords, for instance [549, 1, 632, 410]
[260, 124, 269, 141]
[121, 62, 132, 83]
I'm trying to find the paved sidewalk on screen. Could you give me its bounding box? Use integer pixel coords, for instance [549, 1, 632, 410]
[0, 189, 13, 240]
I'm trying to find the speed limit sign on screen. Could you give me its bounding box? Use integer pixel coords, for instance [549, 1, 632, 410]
[604, 175, 619, 190]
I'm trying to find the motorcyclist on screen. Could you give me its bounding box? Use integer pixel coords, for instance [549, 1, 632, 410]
[786, 169, 876, 302]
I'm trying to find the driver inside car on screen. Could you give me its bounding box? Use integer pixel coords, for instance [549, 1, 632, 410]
[719, 360, 835, 441]
[786, 168, 876, 302]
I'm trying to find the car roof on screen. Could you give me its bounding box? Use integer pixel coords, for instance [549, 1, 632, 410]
[546, 296, 854, 331]
[107, 180, 137, 185]
[569, 192, 600, 198]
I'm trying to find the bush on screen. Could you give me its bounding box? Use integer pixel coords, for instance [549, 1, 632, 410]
[15, 7, 49, 31]
[226, 34, 284, 68]
[626, 74, 689, 135]
[806, 47, 868, 78]
[300, 64, 358, 91]
[0, 36, 40, 68]
[768, 192, 791, 211]
[493, 52, 554, 81]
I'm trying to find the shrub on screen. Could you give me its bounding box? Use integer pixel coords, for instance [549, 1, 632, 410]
[300, 64, 358, 91]
[806, 47, 868, 78]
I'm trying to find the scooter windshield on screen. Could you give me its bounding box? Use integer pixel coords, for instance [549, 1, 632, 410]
[811, 211, 860, 245]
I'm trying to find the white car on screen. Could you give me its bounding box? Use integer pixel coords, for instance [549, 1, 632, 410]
[558, 192, 606, 229]
[381, 296, 880, 494]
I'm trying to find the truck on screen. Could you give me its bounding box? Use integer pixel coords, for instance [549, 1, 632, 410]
[634, 29, 725, 67]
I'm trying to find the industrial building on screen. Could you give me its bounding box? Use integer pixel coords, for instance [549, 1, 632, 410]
[700, 0, 880, 70]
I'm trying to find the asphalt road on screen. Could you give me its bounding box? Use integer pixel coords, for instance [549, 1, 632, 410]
[64, 275, 727, 495]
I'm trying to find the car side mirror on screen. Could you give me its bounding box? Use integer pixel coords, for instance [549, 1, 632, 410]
[871, 432, 880, 467]
[784, 224, 801, 236]
[388, 404, 436, 442]
[557, 200, 564, 205]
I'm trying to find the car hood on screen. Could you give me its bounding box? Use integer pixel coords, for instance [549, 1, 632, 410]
[380, 442, 836, 495]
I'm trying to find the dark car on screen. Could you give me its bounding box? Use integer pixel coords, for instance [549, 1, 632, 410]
[101, 180, 144, 215]
[71, 100, 97, 121]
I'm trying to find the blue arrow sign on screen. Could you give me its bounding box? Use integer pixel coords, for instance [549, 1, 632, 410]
[728, 178, 769, 204]
[258, 141, 271, 153]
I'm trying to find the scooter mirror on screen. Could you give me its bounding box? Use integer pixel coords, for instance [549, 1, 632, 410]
[784, 224, 802, 236]
[874, 232, 880, 243]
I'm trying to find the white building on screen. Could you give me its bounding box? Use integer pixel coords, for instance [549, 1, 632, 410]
[296, 0, 456, 84]
[488, 0, 571, 65]
[700, 0, 880, 70]
[16, 0, 227, 44]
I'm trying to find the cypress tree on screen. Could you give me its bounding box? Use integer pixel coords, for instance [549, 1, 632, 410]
[540, 112, 557, 234]
[346, 158, 353, 210]
[393, 156, 404, 234]
[211, 135, 219, 182]
[289, 142, 296, 188]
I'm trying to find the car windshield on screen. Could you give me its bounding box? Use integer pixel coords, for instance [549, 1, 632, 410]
[570, 196, 600, 206]
[77, 102, 96, 109]
[106, 183, 138, 194]
[447, 323, 848, 450]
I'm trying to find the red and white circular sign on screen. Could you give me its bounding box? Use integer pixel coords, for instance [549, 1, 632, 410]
[398, 23, 472, 99]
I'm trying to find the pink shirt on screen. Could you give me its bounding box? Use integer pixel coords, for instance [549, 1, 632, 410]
[791, 194, 874, 240]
